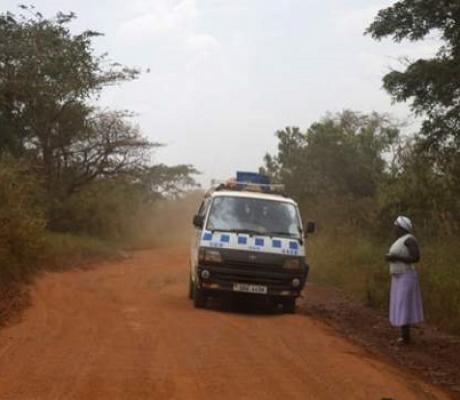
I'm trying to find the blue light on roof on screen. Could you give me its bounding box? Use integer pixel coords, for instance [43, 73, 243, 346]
[236, 171, 270, 185]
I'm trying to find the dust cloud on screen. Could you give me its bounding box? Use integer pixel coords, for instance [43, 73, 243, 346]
[141, 190, 204, 249]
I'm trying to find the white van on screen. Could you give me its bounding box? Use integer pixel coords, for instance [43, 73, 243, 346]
[189, 173, 314, 313]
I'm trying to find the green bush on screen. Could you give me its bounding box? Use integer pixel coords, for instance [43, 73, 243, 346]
[0, 157, 120, 294]
[0, 157, 45, 285]
[52, 179, 138, 240]
[53, 179, 202, 250]
[53, 178, 157, 244]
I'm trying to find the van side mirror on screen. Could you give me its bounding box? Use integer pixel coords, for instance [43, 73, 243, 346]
[193, 214, 204, 228]
[306, 222, 316, 234]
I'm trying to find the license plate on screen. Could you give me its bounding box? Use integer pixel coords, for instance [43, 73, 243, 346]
[233, 283, 268, 294]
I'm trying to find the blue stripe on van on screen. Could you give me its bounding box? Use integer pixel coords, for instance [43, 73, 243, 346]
[255, 238, 264, 247]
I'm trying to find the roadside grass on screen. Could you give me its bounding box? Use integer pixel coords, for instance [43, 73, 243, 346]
[308, 233, 460, 335]
[0, 231, 120, 325]
[420, 242, 460, 334]
[41, 232, 120, 270]
[0, 231, 119, 287]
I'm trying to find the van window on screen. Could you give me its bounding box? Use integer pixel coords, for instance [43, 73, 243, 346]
[206, 196, 301, 238]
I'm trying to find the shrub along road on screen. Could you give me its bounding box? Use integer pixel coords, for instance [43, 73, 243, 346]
[0, 248, 452, 400]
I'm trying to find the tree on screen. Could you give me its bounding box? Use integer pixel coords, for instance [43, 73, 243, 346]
[137, 164, 200, 200]
[262, 111, 400, 227]
[366, 1, 460, 156]
[57, 111, 156, 196]
[0, 6, 200, 235]
[0, 7, 140, 196]
[264, 111, 399, 200]
[367, 1, 460, 233]
[378, 137, 460, 234]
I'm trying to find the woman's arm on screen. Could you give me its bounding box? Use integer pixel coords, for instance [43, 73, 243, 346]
[386, 238, 420, 263]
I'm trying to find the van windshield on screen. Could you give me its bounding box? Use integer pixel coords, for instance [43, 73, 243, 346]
[206, 196, 301, 238]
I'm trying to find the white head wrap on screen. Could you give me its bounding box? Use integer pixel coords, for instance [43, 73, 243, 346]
[394, 216, 413, 233]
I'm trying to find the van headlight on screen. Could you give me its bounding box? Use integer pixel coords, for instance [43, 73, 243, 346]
[199, 249, 223, 264]
[283, 258, 303, 271]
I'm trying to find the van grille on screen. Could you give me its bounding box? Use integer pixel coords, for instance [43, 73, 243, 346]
[207, 264, 297, 288]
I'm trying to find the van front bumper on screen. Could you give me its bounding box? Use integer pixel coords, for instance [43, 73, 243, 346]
[196, 264, 308, 297]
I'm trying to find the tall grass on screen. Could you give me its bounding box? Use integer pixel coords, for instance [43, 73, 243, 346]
[308, 232, 460, 335]
[420, 242, 460, 333]
[41, 232, 119, 270]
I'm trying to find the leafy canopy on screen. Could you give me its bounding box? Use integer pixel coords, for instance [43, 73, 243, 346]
[0, 7, 198, 200]
[366, 0, 460, 153]
[0, 6, 138, 154]
[0, 7, 145, 196]
[263, 111, 399, 203]
[0, 6, 199, 235]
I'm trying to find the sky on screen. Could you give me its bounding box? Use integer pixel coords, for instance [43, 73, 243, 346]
[2, 0, 439, 185]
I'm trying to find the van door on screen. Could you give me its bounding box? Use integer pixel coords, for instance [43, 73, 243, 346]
[190, 198, 210, 281]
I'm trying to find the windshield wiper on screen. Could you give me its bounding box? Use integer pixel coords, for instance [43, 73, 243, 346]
[209, 228, 298, 237]
[229, 229, 266, 235]
[209, 228, 265, 235]
[269, 231, 299, 238]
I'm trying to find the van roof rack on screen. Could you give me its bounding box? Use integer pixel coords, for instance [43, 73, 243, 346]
[208, 179, 286, 196]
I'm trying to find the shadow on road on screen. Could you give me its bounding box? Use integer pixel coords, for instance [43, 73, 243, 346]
[204, 295, 287, 317]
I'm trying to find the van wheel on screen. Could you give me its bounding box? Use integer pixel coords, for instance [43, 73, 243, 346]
[193, 284, 207, 308]
[283, 298, 296, 314]
[188, 275, 194, 300]
[269, 297, 282, 313]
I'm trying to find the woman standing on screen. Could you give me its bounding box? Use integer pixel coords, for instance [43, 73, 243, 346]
[385, 216, 424, 344]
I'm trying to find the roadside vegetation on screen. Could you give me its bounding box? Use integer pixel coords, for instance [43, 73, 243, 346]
[0, 7, 198, 303]
[263, 1, 460, 334]
[1, 1, 459, 337]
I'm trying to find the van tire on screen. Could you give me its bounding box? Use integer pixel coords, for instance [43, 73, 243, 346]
[283, 298, 296, 314]
[193, 284, 207, 308]
[188, 274, 194, 299]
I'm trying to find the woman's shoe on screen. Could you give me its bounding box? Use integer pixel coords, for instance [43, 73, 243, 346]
[392, 337, 410, 346]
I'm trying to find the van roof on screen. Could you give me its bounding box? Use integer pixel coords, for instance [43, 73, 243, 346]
[210, 190, 298, 206]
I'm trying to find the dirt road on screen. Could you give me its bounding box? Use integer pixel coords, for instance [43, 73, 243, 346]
[0, 248, 451, 400]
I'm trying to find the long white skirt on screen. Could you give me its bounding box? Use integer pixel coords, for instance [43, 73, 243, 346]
[389, 270, 424, 327]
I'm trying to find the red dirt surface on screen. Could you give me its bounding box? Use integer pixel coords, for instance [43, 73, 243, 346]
[300, 285, 460, 398]
[0, 248, 453, 399]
